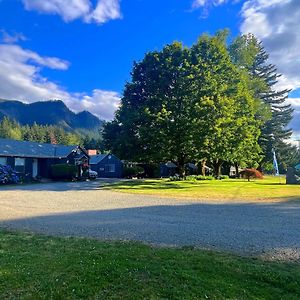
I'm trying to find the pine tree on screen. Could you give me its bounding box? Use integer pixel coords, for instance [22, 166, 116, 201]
[0, 117, 84, 146]
[229, 34, 294, 170]
[0, 117, 22, 140]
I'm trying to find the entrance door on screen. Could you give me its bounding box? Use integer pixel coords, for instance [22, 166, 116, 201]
[32, 159, 38, 177]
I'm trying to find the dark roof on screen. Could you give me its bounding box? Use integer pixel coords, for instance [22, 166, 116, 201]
[0, 138, 80, 158]
[186, 163, 197, 170]
[90, 154, 108, 164]
[163, 162, 177, 168]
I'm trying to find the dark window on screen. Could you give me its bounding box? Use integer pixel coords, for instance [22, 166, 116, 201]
[15, 157, 25, 173]
[105, 164, 115, 173]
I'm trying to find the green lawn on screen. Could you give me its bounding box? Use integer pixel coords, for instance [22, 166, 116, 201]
[104, 176, 300, 202]
[0, 230, 300, 299]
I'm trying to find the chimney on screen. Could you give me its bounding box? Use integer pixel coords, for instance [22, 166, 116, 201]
[87, 149, 97, 156]
[50, 133, 57, 145]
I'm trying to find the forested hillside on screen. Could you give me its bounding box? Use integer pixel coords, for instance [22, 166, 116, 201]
[0, 99, 103, 131]
[0, 117, 103, 149]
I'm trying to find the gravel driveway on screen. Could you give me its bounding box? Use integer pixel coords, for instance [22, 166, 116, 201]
[1, 180, 300, 260]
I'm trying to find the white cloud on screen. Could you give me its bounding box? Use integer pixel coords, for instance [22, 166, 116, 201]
[191, 0, 239, 18]
[22, 0, 122, 24]
[241, 0, 300, 91]
[192, 0, 228, 9]
[286, 98, 300, 139]
[0, 30, 27, 44]
[86, 0, 122, 24]
[22, 0, 91, 22]
[0, 43, 120, 120]
[81, 90, 120, 120]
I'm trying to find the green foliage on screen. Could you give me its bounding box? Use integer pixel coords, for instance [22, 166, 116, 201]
[186, 175, 215, 181]
[262, 162, 275, 174]
[169, 175, 184, 181]
[123, 166, 144, 178]
[186, 175, 228, 181]
[0, 117, 22, 140]
[229, 34, 294, 168]
[104, 33, 262, 177]
[51, 164, 77, 180]
[0, 117, 83, 146]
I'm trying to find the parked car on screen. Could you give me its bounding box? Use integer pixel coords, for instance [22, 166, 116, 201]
[88, 169, 97, 180]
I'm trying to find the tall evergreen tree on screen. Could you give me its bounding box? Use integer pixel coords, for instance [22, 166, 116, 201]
[0, 117, 22, 140]
[229, 34, 294, 170]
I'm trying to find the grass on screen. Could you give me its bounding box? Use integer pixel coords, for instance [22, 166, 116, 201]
[104, 176, 300, 202]
[0, 230, 300, 299]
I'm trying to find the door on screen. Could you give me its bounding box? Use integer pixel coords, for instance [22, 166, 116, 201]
[32, 159, 38, 177]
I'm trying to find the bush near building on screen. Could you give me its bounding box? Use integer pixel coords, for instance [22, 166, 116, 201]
[51, 164, 77, 180]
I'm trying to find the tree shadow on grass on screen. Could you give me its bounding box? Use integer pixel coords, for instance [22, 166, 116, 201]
[106, 182, 191, 190]
[258, 183, 289, 186]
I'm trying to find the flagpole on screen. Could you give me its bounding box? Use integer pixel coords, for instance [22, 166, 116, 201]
[272, 147, 281, 183]
[270, 133, 280, 183]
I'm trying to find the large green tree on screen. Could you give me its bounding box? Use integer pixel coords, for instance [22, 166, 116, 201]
[190, 35, 263, 175]
[104, 42, 197, 175]
[104, 34, 262, 176]
[229, 34, 294, 171]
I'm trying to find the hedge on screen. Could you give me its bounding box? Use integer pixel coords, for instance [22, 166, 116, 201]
[51, 164, 77, 180]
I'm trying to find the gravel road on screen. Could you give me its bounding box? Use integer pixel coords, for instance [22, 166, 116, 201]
[1, 180, 300, 261]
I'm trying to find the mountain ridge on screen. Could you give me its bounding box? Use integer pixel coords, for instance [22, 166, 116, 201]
[0, 99, 103, 131]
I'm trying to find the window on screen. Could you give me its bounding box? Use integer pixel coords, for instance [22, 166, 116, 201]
[105, 164, 115, 173]
[0, 157, 7, 165]
[15, 158, 25, 173]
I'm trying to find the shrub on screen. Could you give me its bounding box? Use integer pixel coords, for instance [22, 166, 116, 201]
[261, 162, 274, 174]
[197, 175, 215, 181]
[123, 166, 144, 178]
[186, 175, 215, 181]
[169, 175, 183, 181]
[240, 168, 263, 181]
[186, 175, 197, 181]
[219, 175, 229, 180]
[51, 164, 77, 180]
[0, 164, 20, 184]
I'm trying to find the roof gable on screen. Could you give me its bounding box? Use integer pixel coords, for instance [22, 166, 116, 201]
[89, 154, 108, 164]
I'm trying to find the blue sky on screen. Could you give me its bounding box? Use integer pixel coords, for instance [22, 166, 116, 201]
[0, 0, 299, 138]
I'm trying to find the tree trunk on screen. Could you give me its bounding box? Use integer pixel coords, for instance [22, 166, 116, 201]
[177, 164, 186, 179]
[177, 154, 186, 179]
[201, 160, 206, 176]
[213, 160, 222, 178]
[234, 162, 240, 179]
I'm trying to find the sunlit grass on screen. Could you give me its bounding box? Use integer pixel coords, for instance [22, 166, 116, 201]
[104, 176, 300, 202]
[1, 230, 300, 299]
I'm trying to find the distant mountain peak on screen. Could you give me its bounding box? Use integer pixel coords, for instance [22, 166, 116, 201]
[77, 110, 92, 116]
[0, 99, 103, 131]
